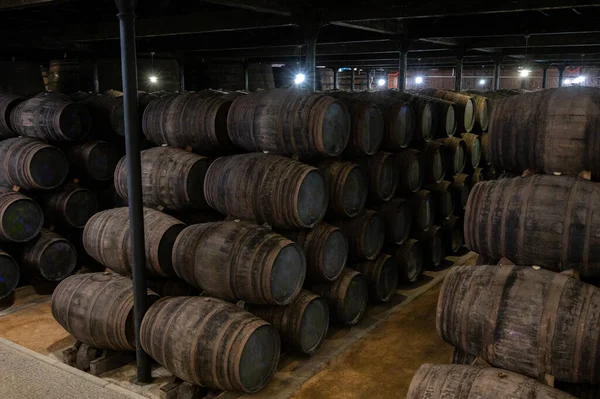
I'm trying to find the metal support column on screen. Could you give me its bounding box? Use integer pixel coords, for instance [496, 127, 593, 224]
[333, 68, 338, 90]
[558, 65, 566, 87]
[541, 64, 549, 89]
[178, 58, 185, 91]
[305, 37, 317, 91]
[455, 55, 464, 91]
[493, 58, 502, 90]
[243, 60, 249, 91]
[93, 63, 100, 94]
[351, 68, 355, 91]
[115, 0, 151, 384]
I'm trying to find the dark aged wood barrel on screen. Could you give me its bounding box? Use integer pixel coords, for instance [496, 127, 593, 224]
[0, 137, 69, 190]
[115, 147, 210, 211]
[52, 273, 159, 351]
[396, 148, 424, 195]
[336, 97, 384, 156]
[424, 181, 455, 221]
[0, 250, 19, 300]
[408, 190, 434, 232]
[83, 207, 185, 278]
[205, 154, 328, 229]
[484, 164, 499, 181]
[465, 175, 600, 276]
[470, 94, 491, 133]
[442, 215, 463, 253]
[332, 210, 385, 260]
[461, 133, 481, 169]
[358, 93, 415, 150]
[227, 88, 351, 157]
[452, 174, 471, 210]
[317, 159, 367, 218]
[311, 268, 369, 325]
[14, 229, 77, 281]
[0, 187, 43, 242]
[412, 225, 445, 270]
[480, 133, 491, 166]
[0, 93, 24, 139]
[146, 279, 199, 297]
[140, 296, 280, 393]
[172, 221, 306, 305]
[435, 137, 467, 175]
[373, 198, 411, 245]
[356, 152, 399, 202]
[438, 265, 600, 384]
[422, 142, 445, 184]
[355, 254, 398, 302]
[142, 91, 235, 154]
[10, 93, 90, 141]
[278, 223, 348, 282]
[428, 97, 457, 138]
[42, 184, 99, 229]
[489, 87, 600, 177]
[71, 93, 125, 137]
[67, 141, 121, 182]
[392, 92, 434, 144]
[420, 89, 475, 133]
[247, 290, 329, 355]
[47, 60, 94, 94]
[390, 238, 423, 283]
[407, 364, 576, 399]
[471, 167, 485, 185]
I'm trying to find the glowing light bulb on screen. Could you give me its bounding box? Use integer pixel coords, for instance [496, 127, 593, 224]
[149, 76, 158, 83]
[415, 76, 424, 84]
[377, 79, 386, 87]
[479, 79, 486, 85]
[519, 69, 530, 78]
[294, 74, 306, 85]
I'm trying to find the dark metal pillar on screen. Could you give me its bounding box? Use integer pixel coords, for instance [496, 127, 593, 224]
[115, 0, 151, 384]
[398, 51, 408, 91]
[455, 55, 464, 91]
[351, 68, 355, 91]
[178, 58, 185, 91]
[93, 63, 100, 94]
[367, 69, 373, 90]
[558, 65, 566, 87]
[243, 60, 249, 91]
[305, 37, 317, 91]
[333, 68, 338, 90]
[542, 64, 549, 89]
[493, 57, 502, 90]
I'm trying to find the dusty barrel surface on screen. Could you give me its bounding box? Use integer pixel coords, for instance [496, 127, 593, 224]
[311, 268, 369, 325]
[451, 173, 471, 210]
[424, 181, 455, 221]
[42, 184, 99, 229]
[204, 154, 328, 229]
[428, 97, 457, 138]
[248, 290, 329, 355]
[83, 207, 185, 277]
[422, 142, 445, 184]
[227, 88, 351, 157]
[437, 265, 600, 384]
[317, 159, 367, 218]
[359, 93, 415, 150]
[140, 296, 280, 393]
[469, 94, 491, 133]
[335, 97, 383, 156]
[10, 93, 90, 141]
[442, 215, 463, 253]
[71, 93, 125, 137]
[278, 223, 348, 282]
[67, 141, 121, 182]
[14, 229, 76, 281]
[396, 148, 424, 195]
[480, 133, 491, 165]
[115, 146, 210, 211]
[465, 175, 600, 276]
[0, 187, 44, 242]
[461, 133, 481, 169]
[407, 364, 576, 399]
[420, 89, 475, 133]
[332, 210, 385, 260]
[354, 254, 398, 302]
[0, 250, 19, 300]
[52, 273, 159, 351]
[356, 152, 399, 201]
[172, 221, 306, 305]
[0, 137, 69, 190]
[411, 225, 445, 269]
[408, 190, 434, 232]
[436, 137, 467, 175]
[489, 87, 600, 177]
[391, 238, 423, 283]
[0, 93, 24, 139]
[373, 198, 411, 245]
[142, 91, 235, 154]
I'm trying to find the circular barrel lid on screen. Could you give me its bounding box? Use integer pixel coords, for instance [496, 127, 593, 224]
[297, 170, 328, 228]
[378, 155, 398, 201]
[445, 105, 456, 136]
[453, 144, 466, 175]
[239, 324, 280, 393]
[321, 229, 348, 281]
[321, 101, 350, 157]
[0, 253, 19, 300]
[30, 146, 69, 189]
[270, 244, 306, 305]
[59, 103, 91, 140]
[342, 166, 367, 217]
[1, 198, 43, 242]
[86, 142, 120, 181]
[362, 213, 385, 259]
[431, 231, 445, 267]
[65, 188, 99, 228]
[407, 157, 423, 193]
[363, 105, 384, 155]
[38, 239, 77, 281]
[420, 103, 434, 142]
[405, 241, 424, 283]
[376, 256, 399, 302]
[298, 297, 329, 354]
[340, 273, 368, 325]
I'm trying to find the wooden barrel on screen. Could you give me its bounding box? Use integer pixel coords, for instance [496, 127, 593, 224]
[470, 94, 491, 133]
[10, 93, 91, 141]
[0, 187, 44, 242]
[480, 133, 491, 165]
[390, 238, 423, 283]
[429, 97, 457, 138]
[140, 296, 280, 392]
[71, 93, 125, 137]
[317, 68, 334, 91]
[331, 210, 385, 260]
[338, 70, 368, 91]
[317, 159, 367, 218]
[471, 167, 485, 185]
[42, 184, 99, 229]
[204, 154, 328, 229]
[0, 137, 69, 190]
[435, 137, 467, 175]
[361, 95, 415, 150]
[373, 198, 411, 245]
[489, 87, 600, 177]
[438, 265, 600, 384]
[412, 225, 445, 270]
[408, 190, 434, 232]
[248, 290, 329, 355]
[311, 268, 369, 325]
[83, 207, 185, 277]
[354, 254, 398, 302]
[461, 133, 481, 169]
[146, 279, 199, 297]
[442, 215, 463, 253]
[172, 221, 306, 305]
[227, 88, 350, 157]
[52, 273, 159, 351]
[0, 93, 24, 139]
[142, 91, 235, 154]
[420, 89, 475, 133]
[247, 63, 275, 91]
[115, 147, 210, 211]
[451, 174, 471, 210]
[337, 97, 383, 156]
[391, 92, 434, 144]
[396, 148, 424, 195]
[407, 364, 576, 399]
[15, 229, 77, 281]
[67, 141, 121, 182]
[0, 250, 19, 300]
[356, 152, 399, 201]
[278, 223, 348, 282]
[47, 60, 94, 94]
[465, 175, 600, 276]
[422, 142, 445, 184]
[484, 164, 499, 181]
[424, 181, 455, 221]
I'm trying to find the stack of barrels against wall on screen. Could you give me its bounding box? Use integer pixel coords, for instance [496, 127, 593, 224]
[406, 86, 600, 399]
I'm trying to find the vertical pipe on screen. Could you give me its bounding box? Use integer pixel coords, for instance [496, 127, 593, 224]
[398, 50, 407, 91]
[243, 60, 249, 91]
[115, 0, 151, 384]
[494, 59, 501, 90]
[333, 68, 338, 90]
[305, 37, 317, 92]
[558, 65, 566, 87]
[542, 65, 549, 89]
[178, 58, 185, 92]
[455, 56, 464, 91]
[93, 63, 100, 94]
[351, 68, 355, 91]
[368, 69, 373, 90]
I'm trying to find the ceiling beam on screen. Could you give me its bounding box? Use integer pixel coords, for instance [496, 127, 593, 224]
[329, 20, 403, 35]
[466, 32, 600, 49]
[201, 0, 290, 15]
[0, 0, 74, 9]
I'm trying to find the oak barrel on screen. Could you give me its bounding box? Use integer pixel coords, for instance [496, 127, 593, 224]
[317, 159, 367, 218]
[441, 215, 463, 253]
[480, 133, 491, 165]
[71, 93, 125, 137]
[429, 97, 457, 138]
[460, 133, 481, 170]
[0, 93, 24, 139]
[15, 229, 76, 281]
[407, 190, 434, 232]
[0, 250, 19, 300]
[435, 137, 467, 175]
[356, 152, 399, 202]
[396, 148, 424, 195]
[451, 174, 471, 210]
[47, 60, 94, 94]
[437, 265, 600, 383]
[420, 89, 475, 133]
[422, 142, 445, 184]
[331, 210, 385, 260]
[336, 97, 383, 156]
[42, 184, 99, 229]
[354, 254, 398, 302]
[471, 94, 491, 133]
[373, 198, 411, 245]
[361, 94, 415, 150]
[390, 92, 434, 144]
[424, 181, 455, 221]
[311, 268, 368, 326]
[412, 225, 445, 270]
[67, 141, 121, 182]
[204, 154, 328, 229]
[390, 238, 423, 283]
[172, 221, 306, 305]
[0, 187, 44, 242]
